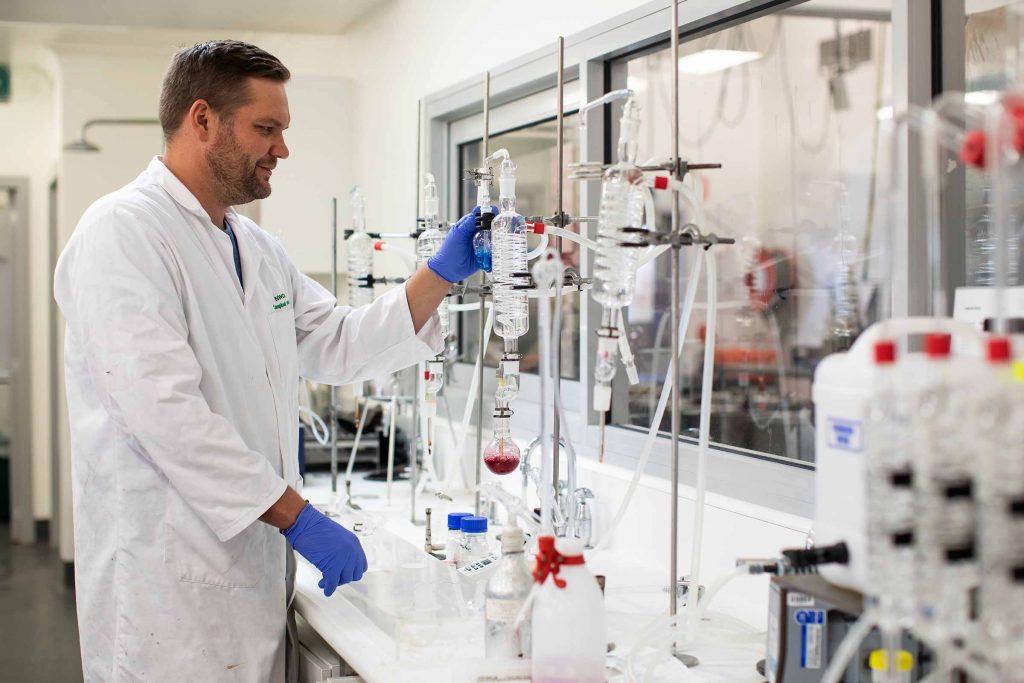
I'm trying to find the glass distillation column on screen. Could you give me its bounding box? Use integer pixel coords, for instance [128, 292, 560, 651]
[579, 90, 645, 412]
[346, 186, 374, 399]
[416, 173, 450, 454]
[347, 185, 374, 308]
[486, 149, 527, 476]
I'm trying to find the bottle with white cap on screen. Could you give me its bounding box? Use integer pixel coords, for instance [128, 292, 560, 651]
[484, 525, 533, 659]
[531, 536, 606, 682]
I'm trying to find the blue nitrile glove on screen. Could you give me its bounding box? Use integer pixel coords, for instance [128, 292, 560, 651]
[427, 205, 497, 282]
[283, 502, 368, 596]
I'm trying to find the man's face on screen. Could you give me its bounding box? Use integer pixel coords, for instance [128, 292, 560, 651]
[205, 78, 290, 207]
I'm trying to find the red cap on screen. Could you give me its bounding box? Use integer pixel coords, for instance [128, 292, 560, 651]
[653, 176, 669, 190]
[530, 222, 545, 235]
[536, 535, 555, 553]
[960, 129, 987, 169]
[925, 332, 952, 358]
[424, 370, 431, 379]
[987, 336, 1012, 363]
[874, 340, 896, 365]
[373, 240, 385, 251]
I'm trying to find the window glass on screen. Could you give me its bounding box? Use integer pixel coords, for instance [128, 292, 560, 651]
[456, 119, 581, 380]
[965, 2, 1023, 286]
[615, 1, 893, 463]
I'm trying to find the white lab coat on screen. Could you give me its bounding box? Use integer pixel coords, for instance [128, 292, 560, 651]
[55, 156, 442, 682]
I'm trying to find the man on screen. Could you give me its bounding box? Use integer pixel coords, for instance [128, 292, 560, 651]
[54, 40, 485, 682]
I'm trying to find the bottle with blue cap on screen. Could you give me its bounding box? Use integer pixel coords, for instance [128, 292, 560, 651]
[445, 512, 472, 566]
[458, 515, 490, 569]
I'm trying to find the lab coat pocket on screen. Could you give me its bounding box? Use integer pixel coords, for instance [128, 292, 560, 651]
[268, 307, 299, 386]
[166, 493, 267, 589]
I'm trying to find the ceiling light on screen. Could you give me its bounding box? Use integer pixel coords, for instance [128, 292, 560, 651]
[678, 49, 762, 76]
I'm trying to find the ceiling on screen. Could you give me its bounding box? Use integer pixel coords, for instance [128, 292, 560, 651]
[0, 0, 389, 36]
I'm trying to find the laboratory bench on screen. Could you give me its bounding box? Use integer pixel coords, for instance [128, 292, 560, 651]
[294, 473, 769, 683]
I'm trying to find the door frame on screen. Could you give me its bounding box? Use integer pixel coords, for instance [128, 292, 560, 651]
[1, 177, 34, 543]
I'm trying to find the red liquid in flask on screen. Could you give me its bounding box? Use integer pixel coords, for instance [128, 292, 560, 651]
[483, 440, 521, 475]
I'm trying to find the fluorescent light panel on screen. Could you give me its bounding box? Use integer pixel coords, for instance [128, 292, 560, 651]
[678, 49, 762, 76]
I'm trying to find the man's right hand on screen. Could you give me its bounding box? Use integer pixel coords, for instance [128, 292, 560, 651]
[283, 502, 368, 596]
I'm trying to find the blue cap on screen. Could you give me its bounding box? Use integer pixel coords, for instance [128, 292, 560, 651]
[447, 512, 472, 530]
[460, 516, 488, 534]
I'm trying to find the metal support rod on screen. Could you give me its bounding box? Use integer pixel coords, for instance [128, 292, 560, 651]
[411, 100, 423, 523]
[330, 197, 339, 494]
[551, 37, 565, 507]
[475, 72, 491, 516]
[668, 0, 681, 623]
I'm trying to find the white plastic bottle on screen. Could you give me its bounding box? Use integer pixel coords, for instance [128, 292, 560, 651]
[976, 339, 1024, 671]
[913, 332, 978, 648]
[531, 537, 606, 683]
[864, 339, 915, 675]
[485, 526, 533, 659]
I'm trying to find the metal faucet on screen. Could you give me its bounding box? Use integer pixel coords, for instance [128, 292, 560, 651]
[521, 436, 596, 542]
[574, 488, 596, 548]
[423, 507, 446, 560]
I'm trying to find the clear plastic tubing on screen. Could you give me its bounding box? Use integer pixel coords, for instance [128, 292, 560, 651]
[684, 247, 718, 632]
[594, 248, 705, 551]
[820, 610, 879, 683]
[525, 231, 550, 260]
[536, 227, 598, 250]
[347, 185, 374, 308]
[375, 241, 416, 273]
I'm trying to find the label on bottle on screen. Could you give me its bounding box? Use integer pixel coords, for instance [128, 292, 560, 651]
[485, 598, 523, 623]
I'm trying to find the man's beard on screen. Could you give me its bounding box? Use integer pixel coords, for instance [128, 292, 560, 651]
[205, 125, 272, 207]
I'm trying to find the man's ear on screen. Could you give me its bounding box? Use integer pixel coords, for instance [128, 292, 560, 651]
[189, 100, 213, 143]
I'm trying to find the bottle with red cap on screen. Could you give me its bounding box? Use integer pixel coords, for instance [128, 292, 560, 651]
[531, 536, 606, 682]
[912, 331, 978, 651]
[864, 337, 916, 658]
[975, 336, 1024, 671]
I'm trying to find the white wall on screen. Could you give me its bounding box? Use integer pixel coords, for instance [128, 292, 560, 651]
[328, 0, 659, 246]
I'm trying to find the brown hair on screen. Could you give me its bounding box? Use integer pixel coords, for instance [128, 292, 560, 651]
[159, 40, 290, 141]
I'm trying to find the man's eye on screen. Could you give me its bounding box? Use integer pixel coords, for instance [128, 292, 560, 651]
[258, 126, 273, 133]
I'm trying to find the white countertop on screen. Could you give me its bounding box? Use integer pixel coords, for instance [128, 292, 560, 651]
[294, 472, 769, 683]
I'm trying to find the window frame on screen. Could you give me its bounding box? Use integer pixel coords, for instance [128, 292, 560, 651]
[422, 0, 946, 521]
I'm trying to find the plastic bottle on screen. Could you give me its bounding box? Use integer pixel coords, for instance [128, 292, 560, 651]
[483, 408, 521, 476]
[913, 333, 977, 648]
[531, 537, 606, 683]
[485, 525, 533, 659]
[472, 166, 494, 272]
[445, 512, 472, 566]
[977, 339, 1024, 671]
[458, 516, 491, 569]
[347, 186, 374, 308]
